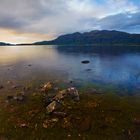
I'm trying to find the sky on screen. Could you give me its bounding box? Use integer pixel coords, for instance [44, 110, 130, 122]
[0, 0, 140, 44]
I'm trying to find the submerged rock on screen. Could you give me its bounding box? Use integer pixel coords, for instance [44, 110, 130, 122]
[43, 118, 59, 128]
[67, 87, 80, 101]
[44, 83, 80, 114]
[81, 60, 90, 64]
[0, 85, 4, 89]
[123, 129, 135, 140]
[6, 93, 25, 103]
[54, 90, 67, 100]
[132, 118, 140, 125]
[53, 111, 67, 117]
[6, 96, 14, 103]
[14, 94, 25, 102]
[43, 96, 54, 106]
[52, 87, 80, 101]
[42, 82, 53, 92]
[85, 69, 92, 72]
[11, 85, 18, 89]
[46, 101, 61, 114]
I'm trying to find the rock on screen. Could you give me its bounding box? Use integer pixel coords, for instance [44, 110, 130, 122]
[62, 117, 71, 129]
[85, 69, 92, 72]
[54, 90, 67, 100]
[6, 94, 25, 103]
[42, 82, 53, 92]
[43, 118, 59, 128]
[0, 85, 4, 89]
[15, 94, 25, 102]
[43, 96, 53, 106]
[67, 87, 80, 101]
[53, 87, 80, 101]
[53, 111, 67, 117]
[46, 101, 61, 114]
[7, 81, 13, 84]
[11, 85, 18, 89]
[67, 134, 71, 137]
[28, 109, 39, 116]
[132, 118, 140, 125]
[23, 87, 30, 91]
[43, 120, 49, 128]
[81, 60, 90, 64]
[51, 118, 59, 122]
[45, 86, 80, 114]
[123, 129, 135, 140]
[6, 96, 14, 103]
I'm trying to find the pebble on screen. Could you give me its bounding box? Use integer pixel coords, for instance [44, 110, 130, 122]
[0, 85, 4, 89]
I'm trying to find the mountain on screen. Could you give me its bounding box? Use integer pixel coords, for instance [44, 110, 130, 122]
[0, 42, 12, 46]
[33, 30, 140, 45]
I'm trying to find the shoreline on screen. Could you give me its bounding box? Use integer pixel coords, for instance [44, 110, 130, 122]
[0, 81, 140, 140]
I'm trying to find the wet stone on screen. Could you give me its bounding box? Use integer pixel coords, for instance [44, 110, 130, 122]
[15, 94, 25, 102]
[46, 101, 61, 114]
[6, 94, 25, 103]
[67, 87, 80, 101]
[53, 111, 67, 117]
[132, 118, 140, 125]
[85, 69, 92, 72]
[43, 96, 54, 106]
[123, 129, 135, 140]
[0, 85, 4, 89]
[54, 90, 67, 100]
[81, 60, 90, 64]
[43, 118, 59, 128]
[11, 85, 18, 89]
[42, 82, 53, 92]
[6, 96, 14, 103]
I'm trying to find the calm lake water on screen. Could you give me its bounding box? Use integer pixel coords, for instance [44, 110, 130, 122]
[0, 45, 140, 93]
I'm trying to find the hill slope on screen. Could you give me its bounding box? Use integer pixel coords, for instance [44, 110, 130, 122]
[34, 30, 140, 45]
[0, 42, 12, 46]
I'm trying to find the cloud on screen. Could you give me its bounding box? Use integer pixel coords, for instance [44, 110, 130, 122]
[0, 0, 139, 43]
[98, 12, 140, 32]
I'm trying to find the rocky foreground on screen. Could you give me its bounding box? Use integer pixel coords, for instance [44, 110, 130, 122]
[0, 81, 140, 140]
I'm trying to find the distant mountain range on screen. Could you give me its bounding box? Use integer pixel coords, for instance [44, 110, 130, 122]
[33, 30, 140, 45]
[1, 30, 140, 46]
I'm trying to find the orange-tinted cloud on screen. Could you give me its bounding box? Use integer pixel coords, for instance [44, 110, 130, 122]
[0, 28, 55, 44]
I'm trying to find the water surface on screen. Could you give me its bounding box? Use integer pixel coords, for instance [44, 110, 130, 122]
[0, 45, 140, 93]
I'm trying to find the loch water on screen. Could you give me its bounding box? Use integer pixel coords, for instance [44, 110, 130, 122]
[0, 45, 140, 94]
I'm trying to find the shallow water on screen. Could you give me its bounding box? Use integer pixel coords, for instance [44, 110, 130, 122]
[0, 45, 140, 93]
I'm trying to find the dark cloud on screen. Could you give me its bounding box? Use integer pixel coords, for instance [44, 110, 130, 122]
[0, 15, 27, 29]
[98, 12, 140, 32]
